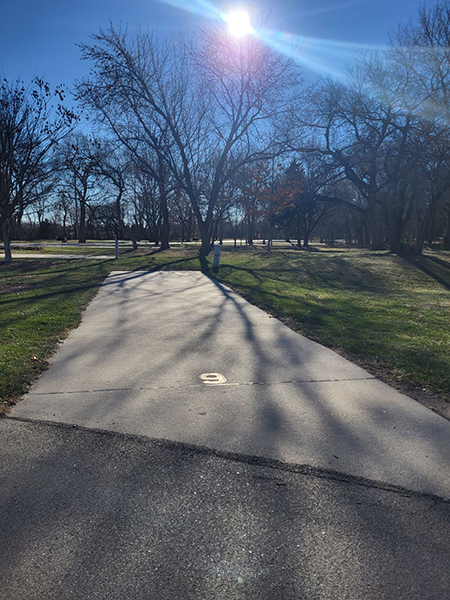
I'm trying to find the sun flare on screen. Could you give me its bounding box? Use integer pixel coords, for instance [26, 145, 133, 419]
[225, 10, 253, 38]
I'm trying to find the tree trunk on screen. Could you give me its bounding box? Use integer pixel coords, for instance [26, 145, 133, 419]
[387, 188, 415, 254]
[211, 219, 219, 245]
[444, 206, 450, 250]
[15, 213, 24, 240]
[157, 158, 170, 250]
[159, 191, 170, 251]
[186, 210, 193, 242]
[123, 223, 138, 251]
[78, 200, 87, 243]
[247, 216, 253, 246]
[345, 218, 352, 246]
[2, 219, 12, 263]
[304, 227, 310, 248]
[366, 203, 385, 250]
[296, 212, 302, 247]
[414, 209, 434, 256]
[427, 213, 436, 245]
[387, 207, 403, 254]
[129, 231, 138, 250]
[199, 219, 212, 255]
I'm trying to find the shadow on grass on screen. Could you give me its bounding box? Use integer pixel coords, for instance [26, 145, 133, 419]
[219, 255, 397, 295]
[402, 254, 450, 291]
[128, 253, 207, 274]
[216, 262, 450, 396]
[0, 258, 111, 280]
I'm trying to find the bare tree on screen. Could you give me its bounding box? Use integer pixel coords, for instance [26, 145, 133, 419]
[0, 78, 76, 262]
[56, 133, 106, 242]
[76, 28, 179, 251]
[76, 23, 302, 254]
[389, 2, 450, 253]
[293, 28, 450, 254]
[292, 72, 403, 250]
[94, 141, 142, 248]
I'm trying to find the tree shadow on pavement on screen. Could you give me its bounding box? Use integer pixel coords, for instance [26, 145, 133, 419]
[0, 419, 449, 600]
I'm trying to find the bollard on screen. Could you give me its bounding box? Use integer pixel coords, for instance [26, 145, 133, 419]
[212, 243, 221, 273]
[115, 234, 119, 259]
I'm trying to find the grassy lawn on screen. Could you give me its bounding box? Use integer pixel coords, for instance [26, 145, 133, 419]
[216, 248, 450, 401]
[1, 247, 449, 415]
[7, 244, 190, 256]
[0, 259, 111, 412]
[10, 246, 116, 256]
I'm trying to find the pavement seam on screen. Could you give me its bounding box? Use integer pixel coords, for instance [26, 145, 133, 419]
[5, 415, 449, 505]
[26, 376, 376, 396]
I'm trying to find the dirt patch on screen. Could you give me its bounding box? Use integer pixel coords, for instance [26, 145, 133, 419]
[0, 398, 16, 416]
[408, 391, 450, 421]
[340, 357, 450, 421]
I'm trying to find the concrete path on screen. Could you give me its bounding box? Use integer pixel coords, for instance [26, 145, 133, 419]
[12, 271, 450, 498]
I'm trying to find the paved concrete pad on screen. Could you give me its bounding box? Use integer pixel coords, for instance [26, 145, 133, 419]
[13, 271, 450, 497]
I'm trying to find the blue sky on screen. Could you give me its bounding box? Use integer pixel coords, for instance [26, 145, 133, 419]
[0, 0, 438, 88]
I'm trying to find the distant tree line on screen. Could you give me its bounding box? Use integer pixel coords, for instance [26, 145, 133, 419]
[2, 3, 450, 262]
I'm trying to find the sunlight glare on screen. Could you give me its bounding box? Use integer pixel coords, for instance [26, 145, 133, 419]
[226, 10, 253, 38]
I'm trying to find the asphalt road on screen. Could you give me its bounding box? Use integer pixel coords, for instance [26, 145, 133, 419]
[13, 271, 450, 498]
[1, 418, 449, 600]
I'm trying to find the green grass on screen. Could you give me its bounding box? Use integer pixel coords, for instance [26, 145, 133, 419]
[1, 247, 449, 413]
[214, 248, 450, 398]
[10, 246, 116, 256]
[7, 244, 190, 256]
[0, 259, 110, 410]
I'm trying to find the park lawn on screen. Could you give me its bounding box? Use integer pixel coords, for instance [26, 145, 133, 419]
[7, 244, 193, 257]
[0, 259, 110, 412]
[10, 246, 116, 256]
[215, 248, 450, 400]
[0, 247, 449, 414]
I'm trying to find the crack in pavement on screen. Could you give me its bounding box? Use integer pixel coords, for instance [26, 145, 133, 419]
[27, 376, 376, 396]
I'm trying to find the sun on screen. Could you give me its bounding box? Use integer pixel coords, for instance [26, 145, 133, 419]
[225, 10, 253, 38]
